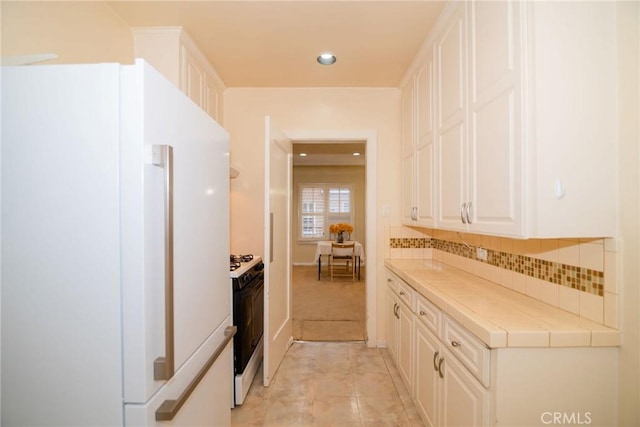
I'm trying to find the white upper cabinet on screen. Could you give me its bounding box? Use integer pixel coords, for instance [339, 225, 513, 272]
[132, 27, 226, 125]
[436, 2, 468, 232]
[403, 0, 618, 238]
[401, 77, 417, 225]
[526, 1, 617, 238]
[401, 48, 436, 228]
[465, 0, 523, 236]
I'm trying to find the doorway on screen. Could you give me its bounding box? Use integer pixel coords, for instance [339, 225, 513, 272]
[285, 130, 378, 346]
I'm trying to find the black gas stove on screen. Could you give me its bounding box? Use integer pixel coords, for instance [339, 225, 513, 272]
[230, 253, 265, 403]
[229, 254, 263, 288]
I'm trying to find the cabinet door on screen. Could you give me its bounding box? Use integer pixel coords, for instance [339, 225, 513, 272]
[204, 77, 219, 122]
[401, 153, 416, 225]
[414, 321, 440, 427]
[396, 299, 414, 390]
[467, 0, 523, 236]
[386, 289, 399, 362]
[401, 79, 416, 225]
[436, 3, 468, 231]
[439, 348, 489, 427]
[181, 47, 205, 109]
[415, 53, 436, 227]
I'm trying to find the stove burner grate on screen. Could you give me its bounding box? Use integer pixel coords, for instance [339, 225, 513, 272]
[230, 254, 254, 263]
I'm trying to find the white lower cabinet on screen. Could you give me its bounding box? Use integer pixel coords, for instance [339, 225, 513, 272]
[387, 267, 619, 426]
[414, 320, 439, 427]
[439, 346, 489, 427]
[414, 309, 489, 427]
[386, 273, 414, 391]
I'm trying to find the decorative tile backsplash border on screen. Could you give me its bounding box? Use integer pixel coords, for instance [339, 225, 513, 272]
[389, 237, 604, 296]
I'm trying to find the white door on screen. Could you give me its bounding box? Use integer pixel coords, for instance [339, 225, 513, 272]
[121, 61, 231, 404]
[415, 54, 436, 227]
[436, 3, 468, 232]
[439, 348, 489, 427]
[414, 321, 440, 427]
[263, 116, 293, 386]
[467, 0, 523, 236]
[397, 300, 414, 390]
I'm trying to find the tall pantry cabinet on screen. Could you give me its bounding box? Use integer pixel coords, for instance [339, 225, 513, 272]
[401, 0, 618, 239]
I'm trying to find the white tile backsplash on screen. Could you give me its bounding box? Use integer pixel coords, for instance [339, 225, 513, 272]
[579, 292, 604, 324]
[580, 241, 605, 271]
[539, 280, 560, 307]
[558, 240, 581, 266]
[558, 286, 581, 315]
[604, 251, 619, 294]
[604, 292, 619, 329]
[387, 226, 617, 328]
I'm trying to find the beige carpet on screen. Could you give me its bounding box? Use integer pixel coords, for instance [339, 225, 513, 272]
[292, 265, 366, 341]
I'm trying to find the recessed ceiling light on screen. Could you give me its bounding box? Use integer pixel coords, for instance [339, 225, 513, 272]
[317, 52, 336, 65]
[299, 153, 308, 157]
[352, 152, 361, 156]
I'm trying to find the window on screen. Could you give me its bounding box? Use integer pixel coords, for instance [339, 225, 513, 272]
[299, 184, 353, 241]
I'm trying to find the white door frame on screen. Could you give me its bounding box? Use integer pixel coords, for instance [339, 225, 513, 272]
[285, 129, 377, 347]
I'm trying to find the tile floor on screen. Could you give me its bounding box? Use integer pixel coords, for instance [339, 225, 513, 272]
[231, 341, 425, 426]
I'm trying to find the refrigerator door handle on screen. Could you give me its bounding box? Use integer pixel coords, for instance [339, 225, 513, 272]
[151, 145, 175, 382]
[155, 326, 237, 421]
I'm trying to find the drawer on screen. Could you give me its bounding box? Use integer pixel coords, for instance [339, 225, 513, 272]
[443, 315, 491, 388]
[397, 280, 415, 311]
[415, 293, 441, 336]
[385, 270, 400, 293]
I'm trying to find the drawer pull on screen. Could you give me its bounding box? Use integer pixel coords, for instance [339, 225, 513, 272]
[387, 278, 392, 283]
[451, 341, 462, 347]
[438, 356, 444, 378]
[419, 310, 426, 316]
[433, 351, 440, 371]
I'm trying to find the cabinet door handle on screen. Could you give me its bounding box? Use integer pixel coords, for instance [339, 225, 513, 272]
[399, 291, 405, 296]
[451, 340, 462, 348]
[466, 202, 472, 224]
[433, 351, 440, 371]
[438, 356, 444, 378]
[419, 310, 426, 316]
[387, 278, 392, 283]
[460, 203, 467, 224]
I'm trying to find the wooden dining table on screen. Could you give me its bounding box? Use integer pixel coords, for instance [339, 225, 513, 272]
[313, 240, 365, 280]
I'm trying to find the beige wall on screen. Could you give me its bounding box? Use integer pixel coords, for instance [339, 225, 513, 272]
[225, 87, 401, 256]
[616, 2, 640, 425]
[225, 87, 401, 342]
[1, 1, 133, 65]
[292, 165, 366, 265]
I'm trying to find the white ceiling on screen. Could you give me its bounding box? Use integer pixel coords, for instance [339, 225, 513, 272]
[108, 0, 446, 88]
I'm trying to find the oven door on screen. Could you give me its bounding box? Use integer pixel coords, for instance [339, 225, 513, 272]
[232, 273, 264, 375]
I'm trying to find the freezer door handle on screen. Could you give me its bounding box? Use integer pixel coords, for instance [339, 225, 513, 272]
[151, 145, 175, 382]
[155, 326, 237, 421]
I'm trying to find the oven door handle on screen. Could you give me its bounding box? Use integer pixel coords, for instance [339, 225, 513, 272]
[151, 145, 175, 382]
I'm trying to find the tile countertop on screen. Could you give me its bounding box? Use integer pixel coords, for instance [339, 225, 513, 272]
[384, 259, 620, 349]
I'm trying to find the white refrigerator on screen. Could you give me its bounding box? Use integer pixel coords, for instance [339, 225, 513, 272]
[1, 60, 233, 426]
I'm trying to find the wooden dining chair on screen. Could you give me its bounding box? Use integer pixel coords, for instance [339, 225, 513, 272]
[330, 242, 356, 282]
